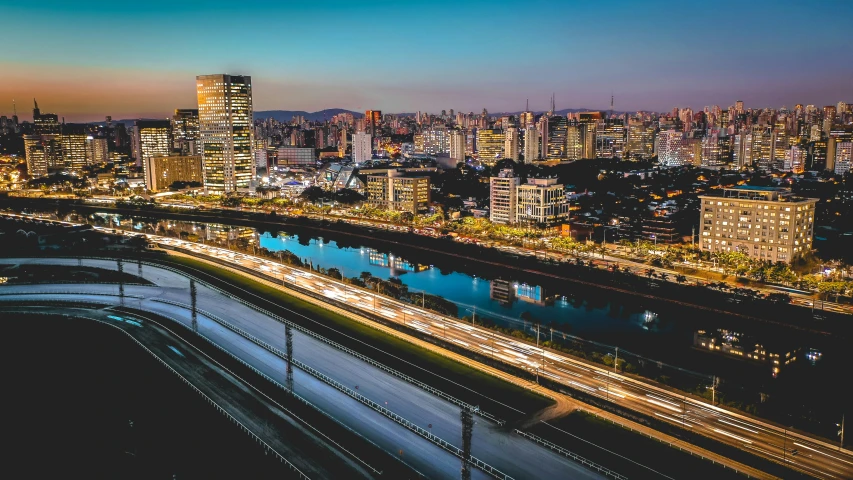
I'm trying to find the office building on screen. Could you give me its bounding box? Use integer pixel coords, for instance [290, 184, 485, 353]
[59, 124, 89, 173]
[172, 108, 200, 155]
[32, 99, 59, 135]
[132, 120, 172, 188]
[784, 146, 807, 173]
[145, 155, 203, 192]
[489, 169, 520, 224]
[421, 127, 450, 155]
[476, 128, 503, 165]
[197, 74, 254, 193]
[627, 120, 654, 159]
[516, 177, 568, 226]
[578, 112, 601, 159]
[523, 127, 540, 163]
[544, 116, 567, 159]
[596, 120, 626, 159]
[276, 146, 315, 166]
[352, 132, 372, 163]
[24, 135, 48, 178]
[449, 129, 466, 165]
[366, 170, 430, 213]
[699, 186, 817, 264]
[504, 127, 519, 161]
[656, 129, 687, 166]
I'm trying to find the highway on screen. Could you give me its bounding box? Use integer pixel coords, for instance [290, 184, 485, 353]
[0, 257, 606, 480]
[138, 235, 853, 480]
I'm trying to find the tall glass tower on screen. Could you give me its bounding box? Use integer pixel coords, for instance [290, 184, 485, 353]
[196, 74, 254, 193]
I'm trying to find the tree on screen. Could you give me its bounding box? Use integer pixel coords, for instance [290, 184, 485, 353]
[300, 186, 328, 203]
[326, 267, 343, 280]
[675, 274, 687, 284]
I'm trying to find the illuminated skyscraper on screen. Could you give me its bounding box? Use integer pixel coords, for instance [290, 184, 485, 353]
[627, 119, 653, 159]
[172, 109, 200, 155]
[197, 74, 254, 193]
[835, 141, 853, 175]
[133, 120, 172, 188]
[85, 136, 109, 165]
[476, 128, 504, 165]
[544, 116, 567, 159]
[32, 99, 59, 135]
[24, 135, 48, 178]
[522, 127, 540, 163]
[504, 127, 519, 161]
[60, 124, 89, 174]
[656, 129, 687, 166]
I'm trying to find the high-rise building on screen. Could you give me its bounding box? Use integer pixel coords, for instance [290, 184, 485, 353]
[784, 146, 807, 173]
[656, 130, 687, 166]
[24, 135, 48, 178]
[835, 141, 853, 175]
[476, 128, 504, 165]
[489, 169, 520, 224]
[85, 136, 109, 165]
[172, 109, 200, 155]
[449, 129, 466, 165]
[421, 127, 450, 155]
[145, 155, 203, 192]
[276, 147, 315, 166]
[32, 99, 59, 135]
[504, 127, 519, 161]
[578, 112, 601, 159]
[352, 132, 372, 163]
[364, 110, 382, 135]
[699, 186, 816, 264]
[544, 116, 567, 159]
[197, 74, 254, 193]
[59, 124, 89, 174]
[366, 170, 430, 213]
[516, 177, 568, 226]
[627, 119, 654, 159]
[132, 120, 171, 164]
[522, 127, 540, 163]
[735, 100, 744, 114]
[595, 120, 626, 159]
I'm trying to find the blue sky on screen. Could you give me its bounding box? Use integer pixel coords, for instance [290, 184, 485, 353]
[2, 0, 852, 121]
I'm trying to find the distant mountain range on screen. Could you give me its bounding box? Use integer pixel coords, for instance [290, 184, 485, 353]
[255, 109, 364, 122]
[105, 107, 627, 126]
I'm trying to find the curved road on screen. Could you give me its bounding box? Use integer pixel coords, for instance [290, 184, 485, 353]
[0, 257, 605, 480]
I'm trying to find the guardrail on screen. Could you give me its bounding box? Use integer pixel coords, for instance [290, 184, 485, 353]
[149, 297, 513, 480]
[143, 256, 507, 426]
[513, 429, 628, 480]
[0, 290, 144, 300]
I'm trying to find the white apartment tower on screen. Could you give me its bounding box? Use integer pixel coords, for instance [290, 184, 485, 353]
[523, 126, 540, 163]
[352, 132, 372, 163]
[489, 169, 520, 224]
[504, 127, 519, 161]
[449, 129, 466, 165]
[196, 74, 254, 193]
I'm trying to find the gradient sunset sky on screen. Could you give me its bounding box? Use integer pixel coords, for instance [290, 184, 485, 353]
[2, 0, 852, 122]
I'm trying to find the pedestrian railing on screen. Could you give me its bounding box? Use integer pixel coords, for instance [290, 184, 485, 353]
[513, 429, 628, 480]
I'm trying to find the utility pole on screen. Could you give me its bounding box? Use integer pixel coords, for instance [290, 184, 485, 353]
[137, 258, 142, 278]
[190, 279, 198, 334]
[614, 347, 619, 373]
[535, 324, 540, 384]
[117, 259, 124, 307]
[285, 323, 293, 394]
[712, 375, 716, 405]
[840, 414, 845, 451]
[460, 406, 475, 480]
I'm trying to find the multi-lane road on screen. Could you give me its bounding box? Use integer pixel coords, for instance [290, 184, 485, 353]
[143, 235, 853, 480]
[0, 257, 606, 480]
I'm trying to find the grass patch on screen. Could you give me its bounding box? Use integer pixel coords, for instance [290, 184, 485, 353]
[0, 263, 152, 286]
[159, 254, 553, 421]
[531, 412, 750, 480]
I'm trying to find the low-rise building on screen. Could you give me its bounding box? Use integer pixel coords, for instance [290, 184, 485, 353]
[366, 170, 430, 214]
[516, 177, 568, 226]
[145, 155, 203, 192]
[699, 186, 817, 263]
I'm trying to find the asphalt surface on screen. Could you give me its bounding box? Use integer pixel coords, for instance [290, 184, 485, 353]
[0, 257, 605, 480]
[0, 304, 374, 480]
[139, 237, 853, 480]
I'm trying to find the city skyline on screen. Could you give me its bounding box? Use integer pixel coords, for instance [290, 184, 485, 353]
[2, 0, 852, 122]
